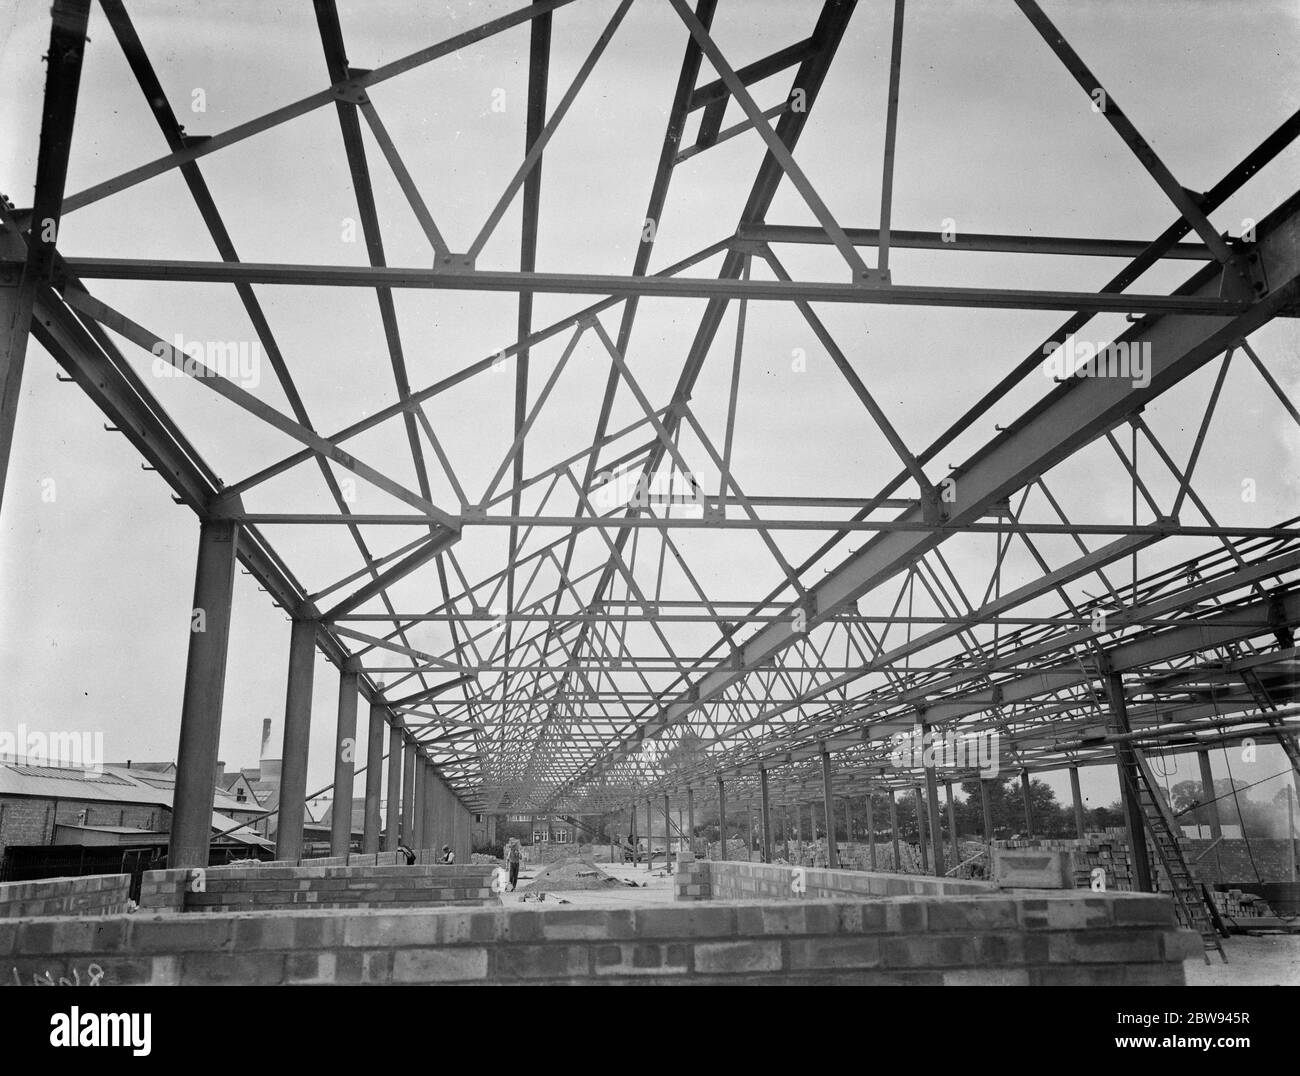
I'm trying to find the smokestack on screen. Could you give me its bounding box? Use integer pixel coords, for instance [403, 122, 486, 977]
[260, 718, 282, 781]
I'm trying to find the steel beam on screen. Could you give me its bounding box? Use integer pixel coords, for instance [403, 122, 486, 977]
[0, 0, 88, 515]
[59, 259, 1248, 315]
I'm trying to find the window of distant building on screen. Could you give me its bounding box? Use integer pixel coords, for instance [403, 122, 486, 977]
[554, 829, 568, 843]
[236, 789, 246, 802]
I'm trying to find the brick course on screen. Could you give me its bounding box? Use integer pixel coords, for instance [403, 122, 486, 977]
[0, 874, 132, 919]
[137, 863, 497, 913]
[1, 890, 1193, 986]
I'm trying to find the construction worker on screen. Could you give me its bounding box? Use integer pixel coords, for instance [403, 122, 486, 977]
[506, 837, 522, 891]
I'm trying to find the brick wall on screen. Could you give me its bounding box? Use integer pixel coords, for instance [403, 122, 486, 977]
[677, 860, 996, 902]
[0, 874, 132, 919]
[0, 891, 1198, 985]
[263, 849, 465, 868]
[137, 863, 497, 913]
[0, 797, 164, 856]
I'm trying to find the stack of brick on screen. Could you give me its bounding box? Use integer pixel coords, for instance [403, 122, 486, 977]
[994, 831, 1143, 891]
[1207, 888, 1272, 919]
[706, 838, 753, 861]
[675, 859, 712, 900]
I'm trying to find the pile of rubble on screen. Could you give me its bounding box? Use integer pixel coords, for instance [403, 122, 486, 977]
[520, 857, 624, 892]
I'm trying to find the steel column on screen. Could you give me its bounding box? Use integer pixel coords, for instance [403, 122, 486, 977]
[1107, 671, 1154, 892]
[717, 775, 726, 861]
[921, 724, 944, 876]
[1070, 765, 1086, 838]
[687, 786, 695, 851]
[664, 793, 671, 869]
[1020, 771, 1035, 837]
[330, 668, 359, 856]
[168, 519, 240, 869]
[276, 618, 317, 862]
[759, 768, 772, 864]
[412, 756, 426, 851]
[384, 719, 402, 850]
[363, 700, 385, 852]
[821, 745, 839, 869]
[432, 763, 445, 853]
[980, 779, 994, 842]
[889, 791, 900, 870]
[866, 793, 876, 870]
[1197, 749, 1221, 839]
[945, 781, 959, 870]
[914, 786, 929, 871]
[401, 735, 416, 844]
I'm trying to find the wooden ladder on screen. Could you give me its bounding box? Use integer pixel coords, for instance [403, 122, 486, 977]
[1124, 747, 1227, 963]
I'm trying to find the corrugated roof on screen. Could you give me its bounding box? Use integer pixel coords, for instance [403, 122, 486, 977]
[6, 764, 133, 785]
[0, 761, 265, 817]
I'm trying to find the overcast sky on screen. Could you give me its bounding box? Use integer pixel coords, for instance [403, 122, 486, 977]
[1, 0, 1297, 815]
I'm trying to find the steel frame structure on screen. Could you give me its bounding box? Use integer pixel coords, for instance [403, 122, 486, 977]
[2, 0, 1298, 853]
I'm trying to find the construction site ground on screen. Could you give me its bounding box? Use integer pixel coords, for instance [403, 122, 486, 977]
[1184, 934, 1300, 986]
[496, 861, 677, 909]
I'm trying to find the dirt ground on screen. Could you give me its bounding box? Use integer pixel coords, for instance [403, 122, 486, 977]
[1184, 933, 1300, 986]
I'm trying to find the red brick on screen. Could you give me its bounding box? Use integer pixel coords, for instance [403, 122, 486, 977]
[542, 908, 636, 941]
[1160, 929, 1204, 962]
[788, 936, 881, 970]
[1029, 964, 1127, 986]
[1047, 930, 1160, 963]
[693, 940, 781, 974]
[636, 906, 736, 939]
[927, 898, 1019, 932]
[943, 967, 1030, 986]
[342, 912, 438, 948]
[129, 916, 234, 953]
[878, 934, 975, 968]
[180, 952, 285, 985]
[501, 908, 545, 943]
[427, 909, 500, 944]
[1112, 895, 1176, 925]
[884, 900, 926, 933]
[392, 947, 489, 982]
[594, 943, 690, 977]
[493, 944, 589, 980]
